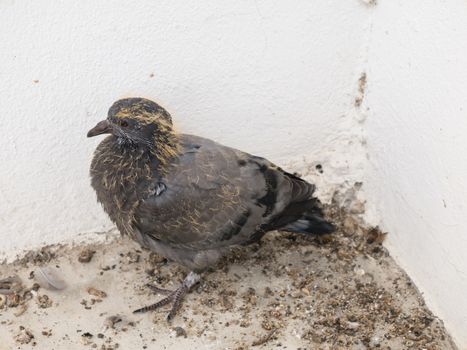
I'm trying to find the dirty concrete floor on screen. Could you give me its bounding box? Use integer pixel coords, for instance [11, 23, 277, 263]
[0, 211, 457, 350]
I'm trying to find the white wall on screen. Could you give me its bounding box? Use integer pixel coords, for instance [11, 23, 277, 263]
[0, 1, 369, 260]
[364, 0, 467, 347]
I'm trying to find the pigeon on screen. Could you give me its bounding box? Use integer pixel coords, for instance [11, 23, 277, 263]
[87, 97, 335, 321]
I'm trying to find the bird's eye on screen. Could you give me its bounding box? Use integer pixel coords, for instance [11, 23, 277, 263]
[119, 120, 129, 127]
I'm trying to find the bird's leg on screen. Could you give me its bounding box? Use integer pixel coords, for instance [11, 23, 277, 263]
[133, 271, 201, 322]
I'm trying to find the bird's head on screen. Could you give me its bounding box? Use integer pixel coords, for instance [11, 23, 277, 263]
[87, 98, 174, 150]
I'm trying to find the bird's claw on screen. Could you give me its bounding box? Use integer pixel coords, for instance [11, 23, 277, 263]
[133, 271, 201, 322]
[145, 283, 174, 296]
[133, 284, 188, 322]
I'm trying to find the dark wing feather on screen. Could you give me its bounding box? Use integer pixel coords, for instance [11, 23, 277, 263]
[133, 134, 317, 250]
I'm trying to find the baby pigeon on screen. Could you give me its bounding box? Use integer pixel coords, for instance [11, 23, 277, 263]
[88, 98, 335, 321]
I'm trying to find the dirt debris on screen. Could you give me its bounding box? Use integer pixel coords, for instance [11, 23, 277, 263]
[13, 303, 28, 317]
[252, 328, 278, 346]
[355, 72, 367, 107]
[103, 315, 122, 330]
[0, 206, 458, 349]
[0, 294, 7, 308]
[148, 252, 167, 264]
[14, 326, 35, 345]
[18, 246, 56, 266]
[0, 275, 23, 294]
[36, 294, 53, 308]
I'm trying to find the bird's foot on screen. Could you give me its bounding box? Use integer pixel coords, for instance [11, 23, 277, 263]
[133, 271, 201, 322]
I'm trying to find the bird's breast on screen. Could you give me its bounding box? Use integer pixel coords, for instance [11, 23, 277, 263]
[90, 141, 157, 235]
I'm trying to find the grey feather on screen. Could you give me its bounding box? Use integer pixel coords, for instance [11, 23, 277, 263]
[35, 267, 67, 290]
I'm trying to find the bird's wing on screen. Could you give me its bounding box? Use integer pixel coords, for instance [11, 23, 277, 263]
[133, 134, 315, 250]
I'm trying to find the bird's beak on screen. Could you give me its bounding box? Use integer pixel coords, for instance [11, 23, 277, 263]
[87, 120, 112, 138]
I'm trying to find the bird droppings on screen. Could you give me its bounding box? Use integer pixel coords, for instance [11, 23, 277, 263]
[87, 287, 107, 299]
[41, 329, 52, 337]
[102, 315, 122, 330]
[80, 332, 93, 345]
[174, 326, 187, 338]
[78, 248, 95, 263]
[36, 294, 53, 309]
[14, 326, 35, 345]
[0, 208, 458, 350]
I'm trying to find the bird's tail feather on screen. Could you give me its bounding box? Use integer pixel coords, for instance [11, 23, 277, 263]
[281, 200, 336, 235]
[282, 215, 335, 235]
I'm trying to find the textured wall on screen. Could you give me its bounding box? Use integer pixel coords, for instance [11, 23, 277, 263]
[0, 1, 368, 259]
[364, 1, 467, 347]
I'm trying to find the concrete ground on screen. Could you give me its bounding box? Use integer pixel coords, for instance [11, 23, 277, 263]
[0, 209, 457, 350]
